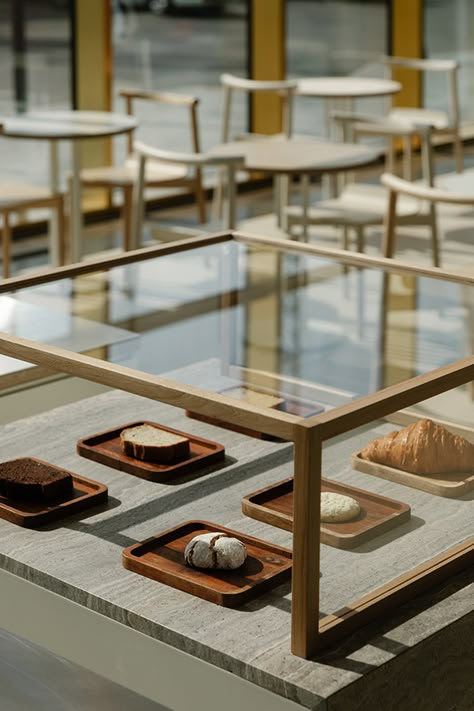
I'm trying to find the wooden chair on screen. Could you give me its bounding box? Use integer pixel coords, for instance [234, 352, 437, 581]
[214, 74, 298, 218]
[0, 123, 65, 278]
[381, 172, 474, 263]
[381, 56, 463, 175]
[131, 140, 244, 249]
[78, 89, 206, 252]
[220, 73, 297, 143]
[285, 118, 439, 262]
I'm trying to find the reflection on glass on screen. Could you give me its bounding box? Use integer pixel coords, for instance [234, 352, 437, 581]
[6, 241, 471, 417]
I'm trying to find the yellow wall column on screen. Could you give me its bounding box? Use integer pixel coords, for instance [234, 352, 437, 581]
[250, 0, 285, 134]
[391, 0, 423, 108]
[74, 0, 113, 207]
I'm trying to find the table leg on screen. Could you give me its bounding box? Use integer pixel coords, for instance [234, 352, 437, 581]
[48, 140, 60, 267]
[70, 141, 82, 264]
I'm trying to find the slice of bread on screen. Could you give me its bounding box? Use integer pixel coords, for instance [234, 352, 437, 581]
[120, 424, 190, 463]
[0, 458, 73, 502]
[224, 386, 285, 409]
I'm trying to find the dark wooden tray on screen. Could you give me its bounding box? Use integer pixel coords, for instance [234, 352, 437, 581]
[351, 451, 474, 498]
[77, 421, 225, 482]
[122, 520, 292, 606]
[242, 477, 411, 549]
[186, 385, 324, 441]
[0, 457, 108, 528]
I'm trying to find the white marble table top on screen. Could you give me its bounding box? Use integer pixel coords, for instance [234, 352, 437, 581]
[208, 137, 379, 175]
[296, 76, 402, 99]
[0, 110, 137, 141]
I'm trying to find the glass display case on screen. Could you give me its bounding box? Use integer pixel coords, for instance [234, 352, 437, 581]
[0, 231, 472, 660]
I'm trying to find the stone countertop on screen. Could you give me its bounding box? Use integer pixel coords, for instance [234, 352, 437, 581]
[0, 387, 473, 710]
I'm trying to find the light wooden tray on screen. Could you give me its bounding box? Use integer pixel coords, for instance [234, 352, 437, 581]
[351, 452, 474, 498]
[242, 477, 411, 549]
[122, 520, 292, 607]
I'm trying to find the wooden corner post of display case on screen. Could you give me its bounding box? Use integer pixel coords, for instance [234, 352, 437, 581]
[291, 421, 322, 658]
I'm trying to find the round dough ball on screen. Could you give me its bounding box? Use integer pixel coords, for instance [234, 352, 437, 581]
[184, 532, 247, 570]
[320, 492, 360, 523]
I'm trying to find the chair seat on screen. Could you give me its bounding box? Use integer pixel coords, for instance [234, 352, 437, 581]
[386, 108, 450, 131]
[286, 183, 422, 227]
[80, 155, 188, 187]
[0, 183, 56, 209]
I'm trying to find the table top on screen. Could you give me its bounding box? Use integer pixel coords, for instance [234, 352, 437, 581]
[209, 137, 380, 174]
[0, 385, 472, 710]
[0, 110, 137, 140]
[296, 76, 402, 99]
[0, 240, 471, 416]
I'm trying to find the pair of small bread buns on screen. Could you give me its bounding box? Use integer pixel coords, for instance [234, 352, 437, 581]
[360, 418, 474, 475]
[120, 424, 190, 463]
[184, 532, 247, 570]
[321, 492, 360, 522]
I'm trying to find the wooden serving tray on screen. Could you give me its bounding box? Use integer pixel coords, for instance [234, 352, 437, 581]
[242, 478, 411, 549]
[77, 421, 225, 482]
[186, 385, 324, 441]
[122, 520, 292, 607]
[351, 452, 474, 498]
[0, 458, 108, 528]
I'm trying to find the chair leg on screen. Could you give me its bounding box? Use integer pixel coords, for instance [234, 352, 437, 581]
[342, 226, 349, 251]
[402, 135, 413, 180]
[453, 128, 464, 174]
[355, 225, 365, 253]
[122, 184, 134, 251]
[2, 211, 11, 279]
[212, 168, 225, 222]
[382, 189, 398, 258]
[56, 195, 66, 265]
[429, 204, 440, 268]
[194, 168, 207, 224]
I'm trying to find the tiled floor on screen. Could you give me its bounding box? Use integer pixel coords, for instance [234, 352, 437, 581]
[0, 629, 167, 711]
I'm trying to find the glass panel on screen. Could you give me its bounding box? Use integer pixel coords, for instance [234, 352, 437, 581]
[0, 0, 73, 184]
[111, 2, 248, 163]
[319, 394, 473, 619]
[4, 242, 472, 420]
[287, 0, 389, 137]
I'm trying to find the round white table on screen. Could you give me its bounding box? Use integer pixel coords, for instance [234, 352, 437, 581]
[1, 110, 137, 264]
[209, 137, 380, 235]
[296, 76, 402, 140]
[296, 76, 401, 99]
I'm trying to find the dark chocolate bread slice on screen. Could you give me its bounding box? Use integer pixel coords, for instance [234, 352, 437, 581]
[0, 458, 73, 502]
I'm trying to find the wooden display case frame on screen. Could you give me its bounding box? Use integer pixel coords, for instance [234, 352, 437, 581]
[0, 231, 473, 660]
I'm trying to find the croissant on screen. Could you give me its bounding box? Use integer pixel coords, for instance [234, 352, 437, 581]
[359, 418, 474, 475]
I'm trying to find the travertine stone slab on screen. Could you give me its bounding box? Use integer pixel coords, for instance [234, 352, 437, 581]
[0, 384, 472, 710]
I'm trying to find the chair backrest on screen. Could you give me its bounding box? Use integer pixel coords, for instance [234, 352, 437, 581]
[381, 55, 460, 126]
[331, 111, 435, 186]
[119, 89, 201, 156]
[132, 140, 245, 243]
[381, 171, 474, 263]
[381, 172, 474, 205]
[219, 73, 298, 143]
